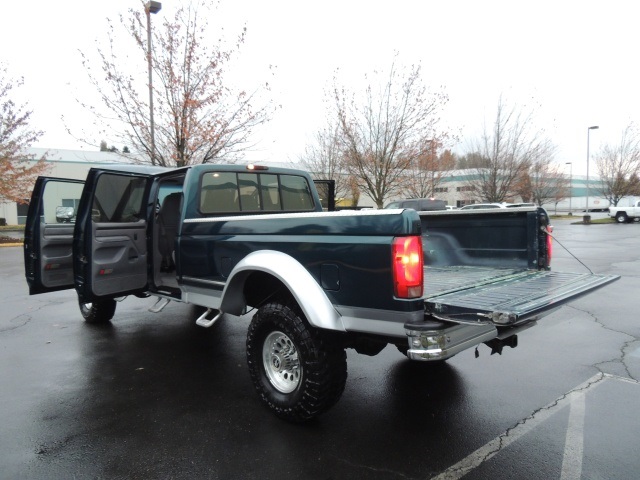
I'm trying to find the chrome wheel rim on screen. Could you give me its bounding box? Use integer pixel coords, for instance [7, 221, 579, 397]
[262, 331, 301, 393]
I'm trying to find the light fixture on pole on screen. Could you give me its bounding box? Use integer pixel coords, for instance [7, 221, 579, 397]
[585, 125, 599, 223]
[565, 162, 572, 214]
[146, 1, 162, 164]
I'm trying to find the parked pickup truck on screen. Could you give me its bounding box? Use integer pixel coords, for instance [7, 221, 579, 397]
[609, 199, 640, 223]
[24, 164, 618, 422]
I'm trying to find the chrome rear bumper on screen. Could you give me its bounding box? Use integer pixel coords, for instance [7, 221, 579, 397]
[405, 321, 497, 361]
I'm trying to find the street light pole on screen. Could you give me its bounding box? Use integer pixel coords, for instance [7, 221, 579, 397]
[585, 125, 599, 223]
[428, 139, 437, 198]
[146, 1, 162, 165]
[565, 162, 572, 214]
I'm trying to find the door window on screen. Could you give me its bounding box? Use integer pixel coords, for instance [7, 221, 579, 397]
[42, 181, 85, 224]
[92, 174, 147, 222]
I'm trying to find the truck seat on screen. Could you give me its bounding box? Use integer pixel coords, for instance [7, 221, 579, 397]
[158, 192, 182, 272]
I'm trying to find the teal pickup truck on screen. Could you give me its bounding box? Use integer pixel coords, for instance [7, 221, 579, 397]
[24, 164, 618, 422]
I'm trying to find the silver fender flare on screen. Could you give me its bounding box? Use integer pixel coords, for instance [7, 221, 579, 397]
[220, 250, 346, 332]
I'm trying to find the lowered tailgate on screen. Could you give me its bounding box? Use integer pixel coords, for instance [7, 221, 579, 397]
[423, 266, 619, 325]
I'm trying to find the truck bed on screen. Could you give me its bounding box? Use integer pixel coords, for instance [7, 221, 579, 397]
[423, 265, 618, 325]
[416, 208, 619, 326]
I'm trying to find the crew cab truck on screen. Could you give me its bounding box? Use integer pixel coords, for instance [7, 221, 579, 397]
[24, 165, 618, 422]
[609, 199, 640, 223]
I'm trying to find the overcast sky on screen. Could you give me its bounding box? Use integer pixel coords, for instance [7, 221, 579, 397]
[2, 0, 639, 175]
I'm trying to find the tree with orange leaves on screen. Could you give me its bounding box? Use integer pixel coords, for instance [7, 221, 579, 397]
[0, 64, 49, 204]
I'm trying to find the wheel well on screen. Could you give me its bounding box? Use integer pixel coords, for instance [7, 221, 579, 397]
[243, 271, 295, 310]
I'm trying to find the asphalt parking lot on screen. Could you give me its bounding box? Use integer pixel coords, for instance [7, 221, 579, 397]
[1, 219, 639, 479]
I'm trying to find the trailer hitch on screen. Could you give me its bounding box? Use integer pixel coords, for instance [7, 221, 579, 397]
[483, 335, 518, 355]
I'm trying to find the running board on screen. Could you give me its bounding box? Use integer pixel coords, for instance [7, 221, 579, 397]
[149, 297, 171, 313]
[196, 309, 223, 328]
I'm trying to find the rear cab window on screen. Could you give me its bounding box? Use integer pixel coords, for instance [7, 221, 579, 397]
[198, 170, 316, 215]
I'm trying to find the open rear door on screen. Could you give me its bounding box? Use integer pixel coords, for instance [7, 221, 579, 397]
[74, 170, 152, 302]
[24, 177, 86, 295]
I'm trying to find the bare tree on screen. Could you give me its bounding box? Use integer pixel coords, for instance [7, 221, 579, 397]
[526, 158, 569, 207]
[331, 59, 450, 208]
[594, 123, 640, 206]
[0, 64, 49, 204]
[405, 142, 456, 198]
[463, 97, 554, 203]
[298, 122, 354, 205]
[77, 0, 274, 167]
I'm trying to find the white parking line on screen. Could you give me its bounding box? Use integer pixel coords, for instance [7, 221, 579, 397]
[560, 392, 586, 480]
[429, 373, 606, 480]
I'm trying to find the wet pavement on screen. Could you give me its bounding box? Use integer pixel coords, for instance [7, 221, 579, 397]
[1, 220, 639, 479]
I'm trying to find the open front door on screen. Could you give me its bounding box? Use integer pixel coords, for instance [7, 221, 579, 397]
[24, 177, 86, 295]
[313, 179, 335, 211]
[74, 170, 152, 302]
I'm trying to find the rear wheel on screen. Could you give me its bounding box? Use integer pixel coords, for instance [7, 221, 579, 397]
[79, 295, 116, 323]
[246, 301, 347, 422]
[615, 212, 628, 223]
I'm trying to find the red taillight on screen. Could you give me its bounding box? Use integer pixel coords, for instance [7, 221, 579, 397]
[392, 236, 424, 299]
[546, 225, 553, 266]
